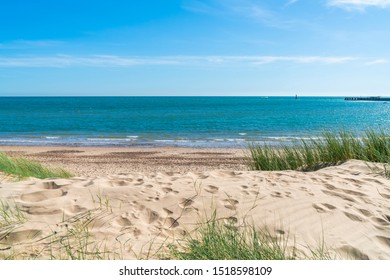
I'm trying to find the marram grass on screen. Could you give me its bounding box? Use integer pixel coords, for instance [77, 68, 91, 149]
[0, 152, 72, 179]
[248, 130, 390, 171]
[169, 212, 293, 260]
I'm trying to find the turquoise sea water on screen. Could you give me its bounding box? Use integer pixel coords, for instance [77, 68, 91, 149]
[0, 96, 389, 148]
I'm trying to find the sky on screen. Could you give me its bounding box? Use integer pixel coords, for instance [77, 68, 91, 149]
[0, 0, 390, 96]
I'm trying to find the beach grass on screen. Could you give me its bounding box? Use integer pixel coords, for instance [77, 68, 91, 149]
[169, 212, 293, 260]
[0, 152, 72, 179]
[0, 200, 26, 228]
[248, 130, 390, 171]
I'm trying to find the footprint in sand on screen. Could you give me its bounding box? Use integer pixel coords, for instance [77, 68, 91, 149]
[344, 178, 364, 185]
[270, 191, 284, 198]
[341, 188, 366, 197]
[179, 198, 195, 208]
[134, 178, 144, 186]
[112, 180, 132, 187]
[312, 203, 336, 213]
[1, 229, 42, 245]
[340, 245, 369, 260]
[22, 205, 62, 215]
[376, 236, 390, 248]
[241, 190, 250, 195]
[371, 217, 390, 226]
[364, 178, 383, 184]
[84, 180, 94, 187]
[67, 204, 89, 214]
[140, 209, 160, 224]
[271, 192, 292, 198]
[20, 189, 67, 202]
[378, 192, 390, 199]
[223, 198, 239, 210]
[113, 215, 133, 227]
[343, 211, 365, 222]
[164, 217, 180, 228]
[205, 185, 219, 194]
[324, 183, 336, 190]
[163, 208, 173, 215]
[357, 208, 373, 217]
[250, 190, 260, 196]
[36, 180, 69, 190]
[162, 187, 173, 194]
[322, 190, 356, 203]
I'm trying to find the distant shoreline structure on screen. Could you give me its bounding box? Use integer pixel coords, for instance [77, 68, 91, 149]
[345, 96, 390, 101]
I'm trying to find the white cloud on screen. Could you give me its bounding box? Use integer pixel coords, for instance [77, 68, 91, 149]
[284, 0, 299, 7]
[328, 0, 390, 9]
[0, 55, 356, 68]
[250, 56, 354, 64]
[183, 0, 297, 29]
[366, 59, 388, 65]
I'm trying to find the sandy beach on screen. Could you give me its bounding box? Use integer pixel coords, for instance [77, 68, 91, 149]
[1, 146, 390, 259]
[0, 146, 248, 176]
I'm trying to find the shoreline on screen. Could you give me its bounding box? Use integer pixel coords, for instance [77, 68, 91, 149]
[0, 145, 248, 176]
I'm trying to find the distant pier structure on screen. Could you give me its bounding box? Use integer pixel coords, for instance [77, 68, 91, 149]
[345, 96, 390, 102]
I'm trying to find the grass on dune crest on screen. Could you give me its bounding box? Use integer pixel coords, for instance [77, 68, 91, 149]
[168, 212, 334, 260]
[169, 217, 292, 260]
[0, 152, 72, 179]
[248, 130, 390, 172]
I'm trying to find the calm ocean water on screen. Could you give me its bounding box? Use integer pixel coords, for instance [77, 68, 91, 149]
[0, 96, 389, 148]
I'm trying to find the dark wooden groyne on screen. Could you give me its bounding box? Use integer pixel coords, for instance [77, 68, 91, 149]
[345, 96, 390, 101]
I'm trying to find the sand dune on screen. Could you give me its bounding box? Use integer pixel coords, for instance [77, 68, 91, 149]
[1, 160, 390, 259]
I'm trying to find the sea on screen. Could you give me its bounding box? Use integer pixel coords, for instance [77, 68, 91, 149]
[0, 96, 389, 148]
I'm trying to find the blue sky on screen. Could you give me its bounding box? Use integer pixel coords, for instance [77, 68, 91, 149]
[0, 0, 389, 96]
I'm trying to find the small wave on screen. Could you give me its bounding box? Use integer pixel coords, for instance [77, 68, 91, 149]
[154, 139, 175, 143]
[227, 138, 245, 142]
[238, 133, 247, 136]
[264, 136, 321, 141]
[86, 138, 134, 142]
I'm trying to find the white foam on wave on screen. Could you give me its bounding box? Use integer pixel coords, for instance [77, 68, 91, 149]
[0, 139, 47, 143]
[154, 139, 175, 142]
[87, 138, 131, 142]
[227, 138, 245, 142]
[265, 136, 321, 141]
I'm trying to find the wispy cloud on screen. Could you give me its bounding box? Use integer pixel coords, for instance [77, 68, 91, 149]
[0, 55, 357, 68]
[183, 0, 299, 29]
[366, 58, 388, 65]
[250, 55, 354, 64]
[284, 0, 299, 7]
[328, 0, 390, 9]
